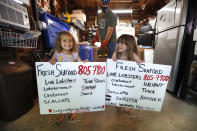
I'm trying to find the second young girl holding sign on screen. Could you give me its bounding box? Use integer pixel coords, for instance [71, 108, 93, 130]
[49, 31, 87, 121]
[112, 34, 143, 112]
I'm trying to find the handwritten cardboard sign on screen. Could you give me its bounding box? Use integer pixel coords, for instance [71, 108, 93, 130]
[35, 62, 106, 114]
[106, 59, 171, 112]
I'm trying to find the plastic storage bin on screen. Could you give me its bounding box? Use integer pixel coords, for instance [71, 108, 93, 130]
[0, 59, 34, 121]
[78, 44, 93, 62]
[40, 12, 70, 50]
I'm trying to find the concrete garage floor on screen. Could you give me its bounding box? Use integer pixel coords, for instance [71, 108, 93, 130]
[0, 92, 197, 131]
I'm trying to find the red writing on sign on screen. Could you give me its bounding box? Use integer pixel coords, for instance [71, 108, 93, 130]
[78, 65, 105, 75]
[93, 65, 105, 75]
[78, 65, 92, 75]
[49, 109, 52, 113]
[156, 75, 170, 81]
[143, 75, 153, 80]
[143, 74, 170, 81]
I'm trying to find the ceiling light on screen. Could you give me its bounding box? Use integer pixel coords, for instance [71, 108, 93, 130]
[13, 0, 23, 4]
[112, 9, 133, 14]
[98, 9, 132, 14]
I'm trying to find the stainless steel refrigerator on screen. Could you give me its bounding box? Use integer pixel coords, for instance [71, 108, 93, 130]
[154, 0, 197, 96]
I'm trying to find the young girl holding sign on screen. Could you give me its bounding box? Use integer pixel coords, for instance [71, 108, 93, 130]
[112, 34, 143, 112]
[112, 34, 142, 64]
[49, 31, 84, 64]
[49, 31, 88, 121]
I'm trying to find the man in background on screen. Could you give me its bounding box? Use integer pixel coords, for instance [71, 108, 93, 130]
[92, 0, 117, 58]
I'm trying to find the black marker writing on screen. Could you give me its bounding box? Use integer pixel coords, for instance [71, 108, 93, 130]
[116, 96, 138, 103]
[45, 80, 55, 85]
[107, 72, 117, 77]
[55, 64, 77, 77]
[112, 83, 135, 88]
[44, 98, 70, 104]
[82, 85, 96, 90]
[94, 78, 105, 83]
[44, 92, 69, 98]
[140, 95, 162, 102]
[43, 85, 72, 91]
[37, 64, 55, 77]
[144, 82, 164, 87]
[56, 78, 76, 84]
[107, 89, 128, 95]
[138, 64, 163, 74]
[83, 79, 93, 84]
[81, 91, 93, 96]
[142, 88, 155, 94]
[116, 62, 136, 71]
[118, 73, 141, 80]
[111, 79, 131, 83]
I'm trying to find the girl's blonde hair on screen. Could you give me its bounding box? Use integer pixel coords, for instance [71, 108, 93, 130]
[53, 31, 77, 53]
[116, 34, 138, 61]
